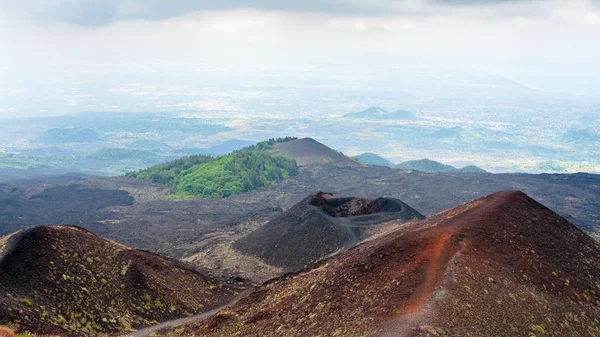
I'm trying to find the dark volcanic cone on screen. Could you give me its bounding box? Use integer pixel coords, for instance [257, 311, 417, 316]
[234, 192, 424, 271]
[269, 138, 361, 166]
[0, 225, 240, 336]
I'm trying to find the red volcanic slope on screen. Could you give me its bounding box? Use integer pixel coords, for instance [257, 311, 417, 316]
[157, 191, 600, 337]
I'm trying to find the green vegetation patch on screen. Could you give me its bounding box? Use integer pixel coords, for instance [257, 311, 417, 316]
[127, 137, 298, 198]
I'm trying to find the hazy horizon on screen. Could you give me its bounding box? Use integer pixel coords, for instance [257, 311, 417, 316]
[1, 0, 599, 175]
[1, 0, 600, 118]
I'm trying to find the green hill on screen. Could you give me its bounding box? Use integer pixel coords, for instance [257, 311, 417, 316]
[34, 127, 103, 144]
[459, 165, 488, 173]
[126, 137, 298, 198]
[353, 153, 394, 167]
[395, 159, 487, 173]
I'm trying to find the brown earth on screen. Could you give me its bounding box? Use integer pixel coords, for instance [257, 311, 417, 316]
[2, 167, 600, 285]
[234, 192, 424, 271]
[156, 191, 600, 337]
[269, 138, 361, 166]
[0, 226, 241, 337]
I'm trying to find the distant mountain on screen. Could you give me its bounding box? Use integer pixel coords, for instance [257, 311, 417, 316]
[353, 153, 395, 167]
[127, 137, 298, 198]
[160, 191, 600, 337]
[343, 107, 420, 121]
[174, 140, 257, 157]
[174, 148, 210, 156]
[88, 148, 163, 164]
[460, 165, 488, 173]
[205, 140, 257, 156]
[430, 126, 466, 140]
[430, 126, 485, 143]
[269, 138, 360, 166]
[396, 158, 487, 173]
[34, 127, 103, 144]
[563, 129, 600, 143]
[0, 225, 239, 336]
[234, 192, 424, 271]
[127, 139, 173, 151]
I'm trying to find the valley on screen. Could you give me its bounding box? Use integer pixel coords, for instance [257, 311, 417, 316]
[3, 2, 600, 335]
[1, 138, 600, 336]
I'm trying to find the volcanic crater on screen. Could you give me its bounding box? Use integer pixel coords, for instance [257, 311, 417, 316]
[235, 191, 425, 271]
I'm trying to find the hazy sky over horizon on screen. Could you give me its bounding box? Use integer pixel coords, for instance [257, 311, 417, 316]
[1, 0, 600, 118]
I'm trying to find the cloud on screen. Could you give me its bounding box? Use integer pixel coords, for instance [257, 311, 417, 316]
[1, 0, 574, 27]
[2, 0, 393, 27]
[1, 0, 120, 26]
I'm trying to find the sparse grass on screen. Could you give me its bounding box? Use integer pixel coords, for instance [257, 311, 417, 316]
[0, 226, 240, 336]
[530, 324, 546, 334]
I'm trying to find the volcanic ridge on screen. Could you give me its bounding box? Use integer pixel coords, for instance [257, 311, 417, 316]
[160, 191, 600, 337]
[0, 226, 240, 336]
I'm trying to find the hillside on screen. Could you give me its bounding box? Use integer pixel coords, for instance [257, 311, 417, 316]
[2, 169, 600, 287]
[127, 140, 173, 152]
[0, 153, 80, 171]
[157, 191, 600, 336]
[343, 107, 420, 121]
[0, 225, 239, 336]
[234, 192, 424, 271]
[204, 139, 257, 156]
[269, 138, 360, 166]
[34, 128, 103, 144]
[88, 148, 163, 164]
[127, 137, 298, 198]
[396, 159, 487, 173]
[428, 126, 485, 143]
[353, 153, 395, 167]
[563, 129, 600, 143]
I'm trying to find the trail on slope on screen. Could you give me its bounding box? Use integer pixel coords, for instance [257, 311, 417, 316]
[402, 232, 455, 314]
[122, 289, 252, 337]
[375, 232, 460, 337]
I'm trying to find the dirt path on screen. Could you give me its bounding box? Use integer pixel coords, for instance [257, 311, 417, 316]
[121, 289, 252, 337]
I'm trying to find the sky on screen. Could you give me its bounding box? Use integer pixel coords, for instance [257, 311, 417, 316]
[1, 0, 600, 118]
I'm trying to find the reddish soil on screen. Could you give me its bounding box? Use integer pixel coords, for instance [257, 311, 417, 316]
[397, 231, 456, 316]
[157, 191, 600, 337]
[0, 327, 18, 337]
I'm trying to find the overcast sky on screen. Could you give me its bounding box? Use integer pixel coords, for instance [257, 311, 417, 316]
[1, 0, 599, 118]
